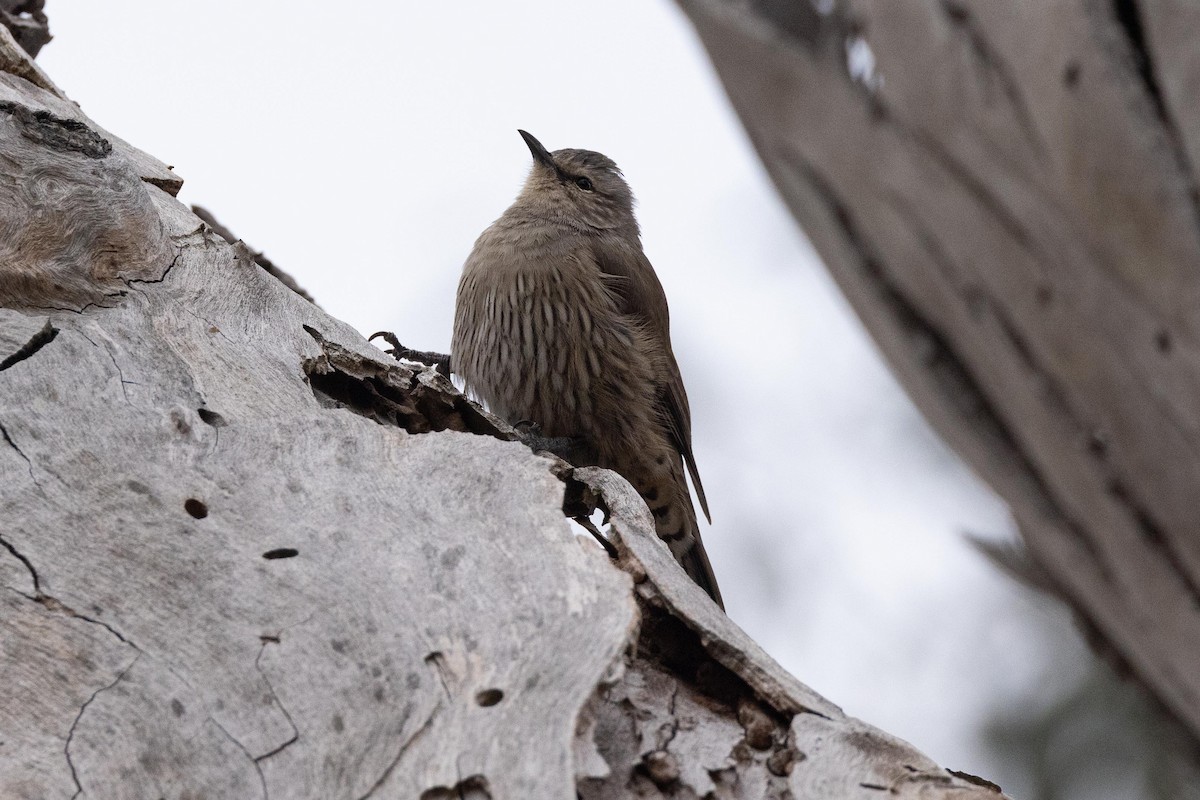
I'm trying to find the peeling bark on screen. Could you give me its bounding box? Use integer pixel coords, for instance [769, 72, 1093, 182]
[0, 12, 1008, 800]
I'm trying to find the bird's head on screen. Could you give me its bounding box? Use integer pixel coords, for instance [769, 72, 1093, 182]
[515, 130, 637, 232]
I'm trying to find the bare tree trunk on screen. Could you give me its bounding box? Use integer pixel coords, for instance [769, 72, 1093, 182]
[673, 0, 1200, 745]
[0, 17, 1006, 800]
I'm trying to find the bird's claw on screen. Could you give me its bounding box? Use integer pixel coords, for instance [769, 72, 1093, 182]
[369, 330, 404, 359]
[369, 332, 452, 379]
[513, 419, 543, 436]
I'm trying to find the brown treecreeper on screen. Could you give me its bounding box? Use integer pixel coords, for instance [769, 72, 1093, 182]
[374, 130, 721, 608]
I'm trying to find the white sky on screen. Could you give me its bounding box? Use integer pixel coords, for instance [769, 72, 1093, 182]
[39, 2, 1097, 794]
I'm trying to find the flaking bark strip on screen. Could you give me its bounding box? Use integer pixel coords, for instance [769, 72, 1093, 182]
[302, 326, 510, 439]
[0, 100, 111, 157]
[0, 319, 56, 371]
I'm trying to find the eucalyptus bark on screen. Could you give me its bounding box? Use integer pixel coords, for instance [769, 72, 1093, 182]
[0, 17, 1006, 800]
[674, 0, 1200, 745]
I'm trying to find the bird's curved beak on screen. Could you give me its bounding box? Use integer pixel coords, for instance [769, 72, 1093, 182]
[518, 129, 556, 169]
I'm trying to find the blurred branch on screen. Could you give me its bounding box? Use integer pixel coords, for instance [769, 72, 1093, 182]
[985, 660, 1200, 800]
[676, 0, 1200, 746]
[191, 204, 319, 306]
[0, 0, 49, 58]
[965, 533, 1055, 595]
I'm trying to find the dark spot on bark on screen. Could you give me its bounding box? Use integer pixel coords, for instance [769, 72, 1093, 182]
[171, 699, 185, 718]
[1155, 330, 1172, 353]
[948, 769, 1003, 792]
[475, 688, 503, 707]
[197, 407, 226, 427]
[767, 745, 804, 776]
[441, 545, 466, 569]
[750, 0, 822, 44]
[963, 286, 987, 320]
[420, 776, 492, 800]
[374, 686, 385, 702]
[184, 498, 208, 519]
[738, 698, 777, 750]
[126, 480, 150, 494]
[641, 750, 679, 786]
[1035, 284, 1054, 307]
[0, 102, 112, 158]
[331, 640, 347, 653]
[262, 548, 298, 559]
[407, 672, 421, 690]
[845, 729, 915, 762]
[332, 714, 344, 733]
[1063, 61, 1081, 87]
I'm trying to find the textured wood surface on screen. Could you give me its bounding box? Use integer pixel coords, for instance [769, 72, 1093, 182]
[0, 25, 1008, 799]
[675, 0, 1200, 741]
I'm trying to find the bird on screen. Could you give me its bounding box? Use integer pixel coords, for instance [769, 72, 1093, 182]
[451, 130, 722, 608]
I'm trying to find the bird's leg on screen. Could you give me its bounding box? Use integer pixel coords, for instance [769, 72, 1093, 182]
[558, 460, 618, 559]
[369, 331, 452, 379]
[570, 513, 618, 558]
[513, 420, 597, 466]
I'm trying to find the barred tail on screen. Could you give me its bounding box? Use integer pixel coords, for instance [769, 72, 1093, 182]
[677, 520, 724, 609]
[638, 451, 724, 609]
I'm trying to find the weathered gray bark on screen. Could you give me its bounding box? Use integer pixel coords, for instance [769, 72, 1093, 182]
[0, 19, 1007, 800]
[673, 0, 1200, 745]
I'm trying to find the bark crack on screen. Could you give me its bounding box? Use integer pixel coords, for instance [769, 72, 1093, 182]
[356, 706, 440, 800]
[30, 294, 125, 315]
[1112, 0, 1170, 124]
[940, 0, 1047, 157]
[425, 651, 454, 700]
[1109, 0, 1200, 236]
[124, 250, 181, 290]
[0, 531, 39, 591]
[209, 713, 270, 800]
[159, 661, 269, 799]
[660, 679, 681, 751]
[1107, 478, 1200, 600]
[252, 640, 300, 763]
[0, 418, 44, 494]
[66, 653, 141, 799]
[1, 539, 138, 648]
[39, 592, 135, 647]
[182, 306, 234, 344]
[903, 122, 1044, 262]
[78, 331, 134, 405]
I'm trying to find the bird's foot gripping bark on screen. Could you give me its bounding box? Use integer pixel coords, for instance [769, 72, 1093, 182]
[513, 421, 597, 466]
[368, 331, 451, 379]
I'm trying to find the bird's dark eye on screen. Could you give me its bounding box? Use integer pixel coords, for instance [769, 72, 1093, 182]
[574, 176, 593, 192]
